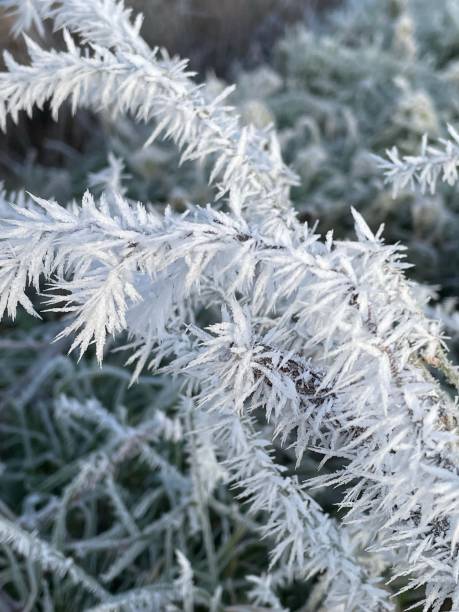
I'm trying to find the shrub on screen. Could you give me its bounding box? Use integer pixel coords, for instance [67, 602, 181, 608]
[0, 2, 459, 611]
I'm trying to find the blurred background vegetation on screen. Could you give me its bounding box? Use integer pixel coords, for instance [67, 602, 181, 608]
[0, 0, 340, 73]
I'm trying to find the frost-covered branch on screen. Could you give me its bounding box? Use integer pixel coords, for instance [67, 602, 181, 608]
[2, 190, 457, 608]
[377, 124, 459, 196]
[0, 516, 108, 599]
[47, 0, 149, 56]
[191, 397, 392, 611]
[0, 196, 396, 608]
[0, 0, 299, 230]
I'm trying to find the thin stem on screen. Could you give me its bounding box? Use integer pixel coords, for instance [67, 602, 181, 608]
[186, 410, 218, 590]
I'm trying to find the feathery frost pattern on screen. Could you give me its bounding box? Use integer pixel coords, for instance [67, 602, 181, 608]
[0, 1, 459, 610]
[378, 124, 459, 196]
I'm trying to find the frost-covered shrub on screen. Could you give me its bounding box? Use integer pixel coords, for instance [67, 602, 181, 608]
[6, 0, 459, 293]
[0, 2, 459, 612]
[227, 0, 459, 292]
[73, 0, 459, 293]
